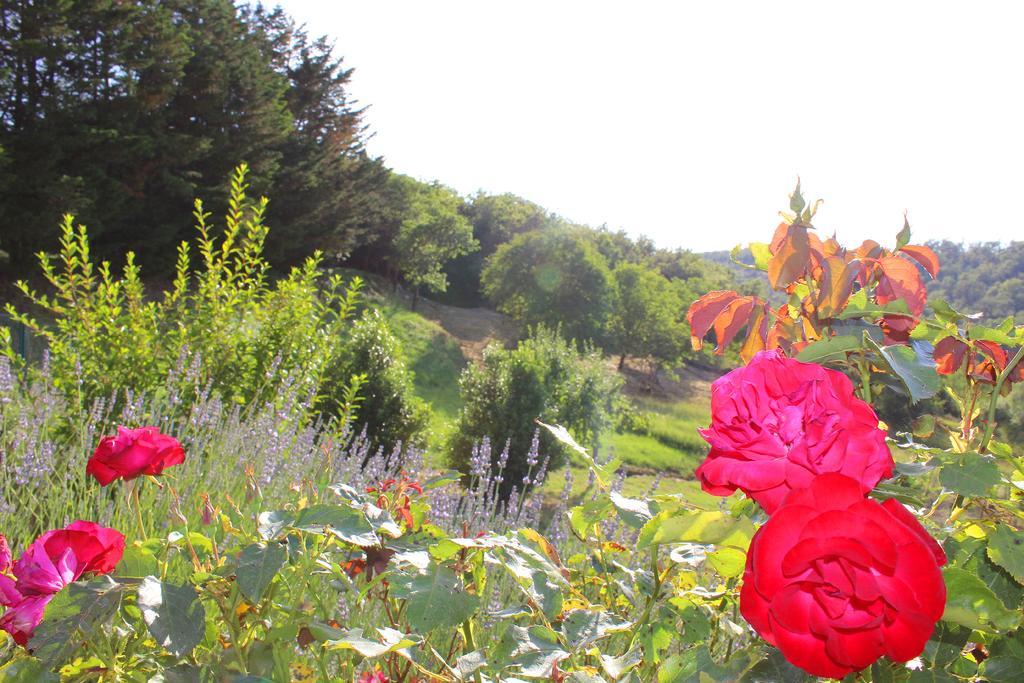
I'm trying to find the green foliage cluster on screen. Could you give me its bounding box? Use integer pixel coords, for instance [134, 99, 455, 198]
[0, 0, 385, 269]
[2, 167, 423, 450]
[482, 230, 616, 345]
[387, 176, 479, 306]
[927, 240, 1024, 320]
[320, 309, 428, 449]
[449, 326, 623, 491]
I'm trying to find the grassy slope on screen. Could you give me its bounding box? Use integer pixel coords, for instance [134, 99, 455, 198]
[353, 273, 714, 487]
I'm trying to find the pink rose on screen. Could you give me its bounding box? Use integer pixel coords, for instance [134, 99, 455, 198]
[740, 474, 947, 678]
[695, 350, 894, 513]
[87, 426, 186, 486]
[0, 522, 125, 646]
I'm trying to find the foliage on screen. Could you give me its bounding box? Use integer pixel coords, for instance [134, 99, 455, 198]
[927, 240, 1024, 321]
[2, 166, 367, 426]
[0, 0, 378, 270]
[609, 263, 688, 371]
[320, 309, 429, 450]
[482, 229, 615, 345]
[449, 326, 622, 493]
[388, 176, 479, 306]
[442, 192, 556, 306]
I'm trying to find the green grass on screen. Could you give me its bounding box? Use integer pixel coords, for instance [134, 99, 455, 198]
[345, 269, 713, 480]
[362, 292, 467, 457]
[603, 395, 710, 475]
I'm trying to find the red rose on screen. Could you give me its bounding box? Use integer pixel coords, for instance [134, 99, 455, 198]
[695, 350, 894, 513]
[87, 426, 186, 486]
[0, 522, 125, 646]
[740, 474, 947, 678]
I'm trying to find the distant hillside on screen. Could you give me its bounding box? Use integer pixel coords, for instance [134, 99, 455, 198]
[926, 241, 1024, 320]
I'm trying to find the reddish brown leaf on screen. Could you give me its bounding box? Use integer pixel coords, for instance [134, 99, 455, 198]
[767, 223, 810, 290]
[881, 315, 917, 345]
[974, 340, 1008, 369]
[769, 222, 790, 253]
[713, 297, 755, 354]
[822, 236, 844, 257]
[855, 239, 884, 260]
[876, 256, 927, 316]
[815, 256, 860, 318]
[739, 303, 769, 362]
[687, 290, 743, 350]
[899, 244, 941, 279]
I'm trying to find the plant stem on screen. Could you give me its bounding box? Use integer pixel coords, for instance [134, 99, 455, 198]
[130, 483, 146, 540]
[979, 346, 1024, 453]
[461, 619, 483, 683]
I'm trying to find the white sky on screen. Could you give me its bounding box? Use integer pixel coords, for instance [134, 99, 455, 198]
[276, 0, 1024, 252]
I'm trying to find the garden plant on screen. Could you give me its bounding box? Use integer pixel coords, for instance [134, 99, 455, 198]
[0, 184, 1022, 682]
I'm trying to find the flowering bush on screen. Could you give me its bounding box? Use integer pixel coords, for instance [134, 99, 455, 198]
[1, 184, 1023, 682]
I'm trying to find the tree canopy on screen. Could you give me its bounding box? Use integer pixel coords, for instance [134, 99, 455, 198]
[481, 229, 615, 345]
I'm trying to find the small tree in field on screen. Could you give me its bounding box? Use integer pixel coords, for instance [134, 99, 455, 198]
[608, 262, 687, 372]
[389, 176, 478, 309]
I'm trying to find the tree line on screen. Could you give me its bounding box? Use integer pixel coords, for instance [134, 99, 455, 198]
[0, 0, 756, 374]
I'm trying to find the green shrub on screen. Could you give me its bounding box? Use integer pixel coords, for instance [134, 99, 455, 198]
[2, 165, 365, 425]
[448, 326, 622, 492]
[320, 309, 428, 449]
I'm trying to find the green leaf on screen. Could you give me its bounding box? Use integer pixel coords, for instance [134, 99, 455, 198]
[116, 541, 161, 577]
[707, 547, 747, 578]
[569, 497, 614, 539]
[637, 511, 755, 550]
[742, 649, 811, 682]
[0, 658, 60, 683]
[293, 504, 379, 546]
[749, 243, 772, 271]
[390, 566, 480, 632]
[561, 609, 631, 649]
[837, 295, 911, 320]
[659, 645, 758, 683]
[939, 456, 1001, 496]
[896, 216, 912, 249]
[942, 566, 1022, 633]
[498, 540, 566, 619]
[929, 298, 965, 325]
[257, 510, 293, 541]
[235, 542, 287, 602]
[609, 491, 654, 529]
[499, 625, 569, 679]
[137, 576, 207, 657]
[600, 647, 643, 679]
[986, 525, 1024, 585]
[795, 335, 861, 364]
[865, 337, 941, 403]
[31, 576, 123, 668]
[314, 625, 421, 657]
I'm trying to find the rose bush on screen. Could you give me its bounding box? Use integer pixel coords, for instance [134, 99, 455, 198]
[0, 522, 125, 645]
[740, 473, 947, 678]
[86, 426, 186, 486]
[695, 349, 894, 513]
